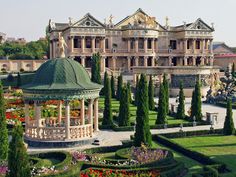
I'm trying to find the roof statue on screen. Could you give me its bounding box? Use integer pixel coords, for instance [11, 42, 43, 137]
[49, 19, 56, 30]
[165, 16, 169, 28]
[68, 17, 74, 26]
[58, 33, 67, 58]
[109, 15, 114, 25]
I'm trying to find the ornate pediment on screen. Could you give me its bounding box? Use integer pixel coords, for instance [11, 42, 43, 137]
[72, 13, 105, 28]
[187, 18, 214, 31]
[115, 8, 162, 30]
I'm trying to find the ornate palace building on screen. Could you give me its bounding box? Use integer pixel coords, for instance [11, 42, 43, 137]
[49, 9, 219, 97]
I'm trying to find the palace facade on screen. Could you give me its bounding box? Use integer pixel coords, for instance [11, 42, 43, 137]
[49, 8, 215, 73]
[49, 9, 219, 97]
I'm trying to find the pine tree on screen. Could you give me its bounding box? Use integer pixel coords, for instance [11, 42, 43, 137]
[148, 75, 155, 111]
[223, 98, 235, 135]
[127, 82, 132, 104]
[102, 77, 113, 126]
[177, 81, 185, 119]
[156, 83, 167, 124]
[91, 52, 101, 84]
[16, 72, 21, 88]
[134, 74, 152, 147]
[0, 81, 8, 160]
[194, 79, 202, 121]
[116, 75, 123, 101]
[163, 74, 169, 114]
[7, 123, 31, 177]
[111, 75, 116, 98]
[118, 85, 130, 126]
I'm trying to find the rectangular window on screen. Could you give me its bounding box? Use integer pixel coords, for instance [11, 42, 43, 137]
[95, 38, 100, 48]
[196, 40, 200, 49]
[138, 39, 144, 49]
[105, 39, 109, 49]
[77, 38, 81, 48]
[86, 38, 91, 48]
[170, 40, 177, 50]
[148, 39, 152, 49]
[73, 38, 78, 48]
[130, 40, 134, 49]
[187, 40, 191, 49]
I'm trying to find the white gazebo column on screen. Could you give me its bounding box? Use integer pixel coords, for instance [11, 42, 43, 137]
[65, 100, 70, 139]
[94, 98, 99, 131]
[24, 101, 30, 129]
[57, 100, 62, 124]
[35, 101, 42, 139]
[80, 99, 85, 125]
[88, 99, 94, 137]
[81, 56, 85, 67]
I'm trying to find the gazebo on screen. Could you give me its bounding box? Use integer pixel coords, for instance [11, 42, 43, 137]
[22, 58, 102, 147]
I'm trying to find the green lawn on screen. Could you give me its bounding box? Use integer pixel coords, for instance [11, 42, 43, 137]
[98, 97, 189, 126]
[171, 135, 236, 175]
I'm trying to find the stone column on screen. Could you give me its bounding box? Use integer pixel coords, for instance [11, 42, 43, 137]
[144, 56, 148, 67]
[201, 57, 205, 65]
[144, 38, 148, 53]
[184, 57, 188, 66]
[151, 38, 155, 53]
[94, 98, 99, 131]
[81, 56, 85, 67]
[101, 56, 106, 73]
[102, 37, 106, 53]
[35, 101, 42, 139]
[184, 39, 188, 53]
[81, 36, 85, 53]
[57, 100, 62, 124]
[24, 101, 30, 129]
[192, 57, 196, 66]
[135, 56, 139, 66]
[210, 39, 213, 54]
[80, 99, 85, 125]
[168, 56, 172, 66]
[210, 56, 214, 66]
[88, 99, 94, 136]
[135, 38, 139, 53]
[192, 39, 196, 54]
[127, 39, 131, 52]
[155, 39, 158, 52]
[70, 36, 74, 53]
[202, 39, 205, 53]
[127, 56, 131, 71]
[65, 101, 70, 139]
[112, 56, 116, 70]
[92, 37, 96, 53]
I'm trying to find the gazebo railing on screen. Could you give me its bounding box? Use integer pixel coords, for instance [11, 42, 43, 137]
[25, 124, 93, 141]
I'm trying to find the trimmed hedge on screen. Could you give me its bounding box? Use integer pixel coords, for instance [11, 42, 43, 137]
[31, 151, 72, 170]
[154, 135, 228, 173]
[159, 129, 223, 139]
[192, 166, 219, 177]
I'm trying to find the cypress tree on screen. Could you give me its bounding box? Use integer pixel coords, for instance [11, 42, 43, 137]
[190, 90, 196, 119]
[127, 82, 132, 104]
[232, 63, 236, 77]
[101, 71, 108, 95]
[16, 72, 21, 88]
[118, 85, 130, 126]
[148, 75, 155, 111]
[156, 83, 167, 124]
[91, 52, 101, 84]
[134, 76, 139, 106]
[111, 75, 116, 98]
[176, 81, 185, 119]
[116, 75, 123, 101]
[102, 77, 113, 126]
[163, 74, 169, 114]
[7, 123, 31, 177]
[0, 81, 8, 160]
[134, 74, 152, 147]
[194, 79, 202, 121]
[223, 98, 235, 135]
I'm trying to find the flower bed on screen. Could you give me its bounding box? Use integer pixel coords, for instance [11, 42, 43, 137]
[80, 168, 161, 177]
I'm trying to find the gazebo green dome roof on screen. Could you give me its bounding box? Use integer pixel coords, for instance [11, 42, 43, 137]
[22, 58, 102, 101]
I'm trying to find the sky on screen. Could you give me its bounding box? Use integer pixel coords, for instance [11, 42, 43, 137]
[0, 0, 235, 46]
